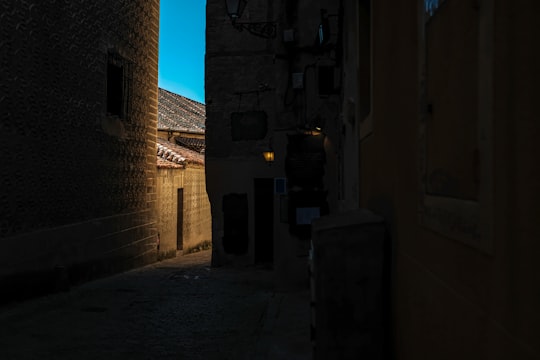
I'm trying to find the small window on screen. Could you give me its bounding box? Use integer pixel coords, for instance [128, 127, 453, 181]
[107, 62, 124, 117]
[418, 0, 494, 253]
[106, 50, 132, 118]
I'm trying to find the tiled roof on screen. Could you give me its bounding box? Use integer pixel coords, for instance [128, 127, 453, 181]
[175, 136, 206, 153]
[158, 88, 205, 133]
[157, 157, 184, 169]
[157, 138, 204, 169]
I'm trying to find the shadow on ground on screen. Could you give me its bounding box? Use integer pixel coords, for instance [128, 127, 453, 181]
[0, 250, 311, 360]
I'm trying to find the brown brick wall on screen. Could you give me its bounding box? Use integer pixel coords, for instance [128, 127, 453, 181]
[182, 166, 212, 251]
[156, 168, 183, 256]
[0, 0, 160, 298]
[156, 166, 211, 257]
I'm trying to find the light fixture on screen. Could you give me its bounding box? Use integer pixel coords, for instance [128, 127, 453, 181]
[226, 0, 247, 20]
[262, 137, 274, 165]
[262, 149, 274, 164]
[225, 0, 277, 39]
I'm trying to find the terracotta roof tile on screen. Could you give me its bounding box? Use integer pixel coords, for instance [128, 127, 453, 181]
[157, 157, 184, 169]
[158, 88, 205, 133]
[156, 138, 204, 168]
[175, 136, 205, 153]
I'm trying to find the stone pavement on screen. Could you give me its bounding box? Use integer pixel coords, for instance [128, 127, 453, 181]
[0, 250, 312, 360]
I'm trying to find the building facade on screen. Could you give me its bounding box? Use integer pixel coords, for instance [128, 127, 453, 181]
[0, 0, 160, 302]
[156, 89, 211, 259]
[206, 0, 540, 357]
[206, 0, 343, 286]
[156, 139, 211, 259]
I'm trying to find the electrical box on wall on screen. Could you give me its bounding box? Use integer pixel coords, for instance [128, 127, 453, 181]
[283, 29, 295, 43]
[287, 189, 329, 240]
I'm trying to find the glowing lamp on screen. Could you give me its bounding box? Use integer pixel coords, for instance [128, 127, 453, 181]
[262, 150, 274, 164]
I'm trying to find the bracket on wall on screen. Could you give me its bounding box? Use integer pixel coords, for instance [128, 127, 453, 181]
[232, 21, 277, 39]
[233, 83, 274, 97]
[226, 0, 277, 39]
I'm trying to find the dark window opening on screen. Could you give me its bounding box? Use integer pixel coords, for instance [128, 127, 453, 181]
[107, 62, 124, 117]
[106, 50, 132, 119]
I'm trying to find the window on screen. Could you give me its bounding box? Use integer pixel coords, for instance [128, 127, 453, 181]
[418, 0, 494, 252]
[106, 50, 132, 119]
[107, 62, 123, 116]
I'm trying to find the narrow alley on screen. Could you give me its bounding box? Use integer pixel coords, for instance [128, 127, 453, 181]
[0, 250, 311, 360]
[2, 1, 540, 358]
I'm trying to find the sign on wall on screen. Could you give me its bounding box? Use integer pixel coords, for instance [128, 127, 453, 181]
[230, 111, 268, 141]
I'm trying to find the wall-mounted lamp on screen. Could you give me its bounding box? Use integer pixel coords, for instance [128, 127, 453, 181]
[262, 149, 275, 164]
[225, 0, 277, 39]
[262, 137, 274, 165]
[226, 0, 247, 19]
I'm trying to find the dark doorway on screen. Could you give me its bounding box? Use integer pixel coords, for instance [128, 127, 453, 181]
[254, 178, 274, 263]
[222, 193, 249, 255]
[177, 188, 184, 250]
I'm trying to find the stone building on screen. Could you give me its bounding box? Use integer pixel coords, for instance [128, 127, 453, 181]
[206, 0, 343, 283]
[156, 88, 211, 259]
[206, 0, 540, 358]
[0, 0, 160, 302]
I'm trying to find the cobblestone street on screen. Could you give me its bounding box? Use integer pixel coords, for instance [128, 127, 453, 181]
[0, 250, 311, 360]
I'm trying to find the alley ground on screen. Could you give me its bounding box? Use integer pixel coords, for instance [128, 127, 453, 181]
[0, 250, 311, 360]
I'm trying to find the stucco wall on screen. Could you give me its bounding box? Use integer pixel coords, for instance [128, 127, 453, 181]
[351, 0, 540, 358]
[0, 0, 160, 300]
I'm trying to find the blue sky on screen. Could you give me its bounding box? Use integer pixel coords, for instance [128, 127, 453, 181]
[158, 0, 206, 104]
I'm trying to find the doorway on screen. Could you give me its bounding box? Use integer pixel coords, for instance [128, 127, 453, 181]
[254, 178, 274, 263]
[177, 188, 184, 250]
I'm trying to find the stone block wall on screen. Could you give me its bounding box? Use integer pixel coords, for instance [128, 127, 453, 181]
[156, 168, 183, 259]
[206, 0, 342, 275]
[0, 0, 160, 302]
[182, 166, 212, 252]
[156, 166, 212, 258]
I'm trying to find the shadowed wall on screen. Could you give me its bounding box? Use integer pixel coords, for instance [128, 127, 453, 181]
[0, 0, 160, 302]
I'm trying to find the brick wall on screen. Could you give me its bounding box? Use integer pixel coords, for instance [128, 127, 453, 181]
[0, 0, 160, 301]
[156, 165, 212, 258]
[156, 168, 183, 259]
[182, 166, 212, 252]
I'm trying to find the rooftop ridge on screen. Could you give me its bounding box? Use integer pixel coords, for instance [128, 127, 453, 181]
[158, 87, 206, 133]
